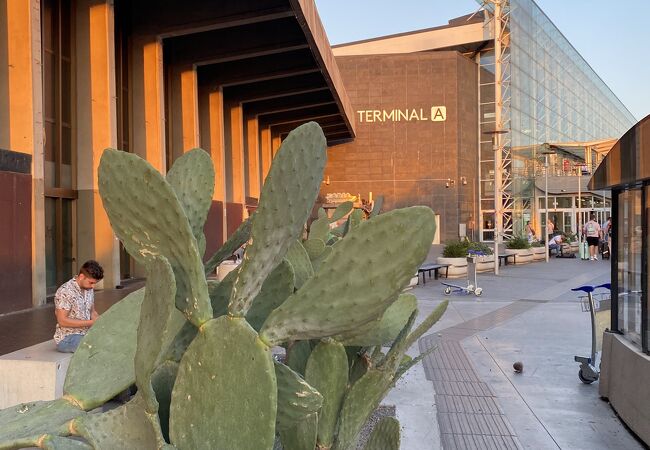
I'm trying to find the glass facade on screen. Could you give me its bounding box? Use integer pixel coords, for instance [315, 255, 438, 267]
[477, 0, 636, 241]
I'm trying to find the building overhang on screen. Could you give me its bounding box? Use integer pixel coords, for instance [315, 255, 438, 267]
[126, 0, 355, 143]
[589, 114, 650, 190]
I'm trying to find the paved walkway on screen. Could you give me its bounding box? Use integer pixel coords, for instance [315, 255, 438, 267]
[388, 250, 645, 450]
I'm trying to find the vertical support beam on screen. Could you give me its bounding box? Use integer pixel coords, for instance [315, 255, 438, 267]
[169, 64, 199, 163]
[199, 85, 227, 243]
[224, 100, 245, 206]
[0, 0, 45, 305]
[260, 124, 272, 181]
[131, 34, 166, 173]
[75, 0, 119, 290]
[244, 115, 260, 199]
[271, 134, 282, 157]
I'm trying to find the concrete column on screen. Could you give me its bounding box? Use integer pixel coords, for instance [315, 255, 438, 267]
[169, 64, 199, 163]
[0, 0, 46, 305]
[224, 101, 246, 205]
[131, 34, 166, 173]
[75, 0, 119, 290]
[259, 125, 272, 181]
[199, 85, 227, 242]
[244, 116, 260, 199]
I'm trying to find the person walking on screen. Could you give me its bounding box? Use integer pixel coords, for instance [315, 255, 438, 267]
[602, 216, 612, 257]
[583, 214, 602, 261]
[546, 218, 555, 241]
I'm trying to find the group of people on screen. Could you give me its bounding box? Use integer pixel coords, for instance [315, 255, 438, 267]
[524, 215, 612, 260]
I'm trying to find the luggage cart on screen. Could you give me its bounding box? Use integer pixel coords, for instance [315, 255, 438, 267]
[442, 255, 483, 297]
[570, 283, 611, 384]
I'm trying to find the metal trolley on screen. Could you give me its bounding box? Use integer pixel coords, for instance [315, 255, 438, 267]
[442, 255, 483, 297]
[570, 283, 611, 384]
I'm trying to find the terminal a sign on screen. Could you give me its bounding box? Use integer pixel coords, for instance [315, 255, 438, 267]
[357, 106, 446, 123]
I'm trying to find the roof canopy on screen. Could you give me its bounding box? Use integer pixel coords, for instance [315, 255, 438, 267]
[589, 114, 650, 190]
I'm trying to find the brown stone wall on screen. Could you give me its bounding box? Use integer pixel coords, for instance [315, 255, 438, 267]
[323, 52, 478, 241]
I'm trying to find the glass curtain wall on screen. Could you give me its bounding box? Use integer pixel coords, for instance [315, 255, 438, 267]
[477, 0, 636, 241]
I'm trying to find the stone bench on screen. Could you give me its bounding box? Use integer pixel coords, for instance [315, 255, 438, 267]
[0, 340, 71, 409]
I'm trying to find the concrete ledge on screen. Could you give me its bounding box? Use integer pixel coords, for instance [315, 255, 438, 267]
[0, 340, 71, 409]
[599, 332, 650, 446]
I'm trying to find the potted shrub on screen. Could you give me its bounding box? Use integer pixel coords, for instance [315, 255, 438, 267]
[437, 239, 469, 278]
[563, 231, 580, 252]
[530, 240, 546, 261]
[467, 241, 495, 272]
[505, 235, 534, 264]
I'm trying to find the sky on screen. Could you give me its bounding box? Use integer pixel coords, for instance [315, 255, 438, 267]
[314, 0, 650, 121]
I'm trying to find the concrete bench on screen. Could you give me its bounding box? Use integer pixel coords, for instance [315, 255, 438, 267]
[0, 340, 71, 409]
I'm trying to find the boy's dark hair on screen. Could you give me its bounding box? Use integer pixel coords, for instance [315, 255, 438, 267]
[79, 260, 104, 280]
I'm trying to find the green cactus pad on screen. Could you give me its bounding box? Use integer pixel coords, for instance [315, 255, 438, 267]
[274, 361, 323, 431]
[344, 209, 363, 235]
[310, 245, 332, 272]
[166, 148, 215, 246]
[0, 399, 84, 450]
[278, 413, 318, 450]
[207, 271, 237, 319]
[169, 317, 277, 449]
[259, 207, 436, 346]
[64, 289, 144, 410]
[308, 217, 330, 243]
[369, 196, 384, 218]
[305, 340, 349, 448]
[333, 369, 391, 450]
[336, 294, 417, 346]
[286, 240, 314, 289]
[363, 416, 400, 450]
[329, 201, 354, 222]
[135, 257, 177, 413]
[246, 260, 295, 331]
[151, 361, 179, 443]
[162, 321, 198, 363]
[98, 149, 211, 327]
[40, 435, 92, 449]
[228, 122, 327, 317]
[204, 216, 253, 275]
[72, 394, 164, 450]
[303, 238, 326, 261]
[286, 340, 313, 376]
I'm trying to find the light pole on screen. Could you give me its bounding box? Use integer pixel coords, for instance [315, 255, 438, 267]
[576, 164, 582, 241]
[541, 150, 555, 262]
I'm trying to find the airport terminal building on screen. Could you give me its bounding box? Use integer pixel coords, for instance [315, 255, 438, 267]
[324, 1, 635, 242]
[0, 0, 636, 313]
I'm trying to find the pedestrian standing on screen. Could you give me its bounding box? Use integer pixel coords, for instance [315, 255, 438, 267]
[583, 215, 602, 261]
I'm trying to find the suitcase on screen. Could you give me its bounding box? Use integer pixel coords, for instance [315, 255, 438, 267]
[579, 241, 589, 260]
[599, 240, 610, 260]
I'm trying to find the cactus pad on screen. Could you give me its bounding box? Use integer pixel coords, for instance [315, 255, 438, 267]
[303, 238, 326, 261]
[166, 148, 215, 246]
[329, 201, 354, 222]
[259, 207, 436, 345]
[285, 240, 314, 289]
[333, 369, 391, 450]
[0, 399, 84, 450]
[64, 289, 144, 410]
[40, 435, 92, 449]
[308, 218, 330, 243]
[305, 340, 349, 448]
[274, 361, 323, 431]
[169, 317, 276, 449]
[278, 413, 318, 450]
[336, 294, 417, 346]
[286, 340, 313, 376]
[246, 260, 295, 331]
[72, 394, 163, 450]
[228, 122, 327, 317]
[363, 416, 400, 450]
[98, 149, 211, 327]
[135, 257, 177, 413]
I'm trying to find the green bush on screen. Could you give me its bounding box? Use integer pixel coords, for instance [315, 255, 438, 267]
[530, 240, 544, 248]
[442, 239, 468, 257]
[443, 239, 493, 257]
[562, 231, 578, 242]
[467, 241, 493, 255]
[505, 235, 532, 249]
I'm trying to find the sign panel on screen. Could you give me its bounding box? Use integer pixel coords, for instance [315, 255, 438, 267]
[356, 106, 446, 123]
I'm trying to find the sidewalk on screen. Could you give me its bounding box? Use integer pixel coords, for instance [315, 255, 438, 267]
[388, 247, 644, 449]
